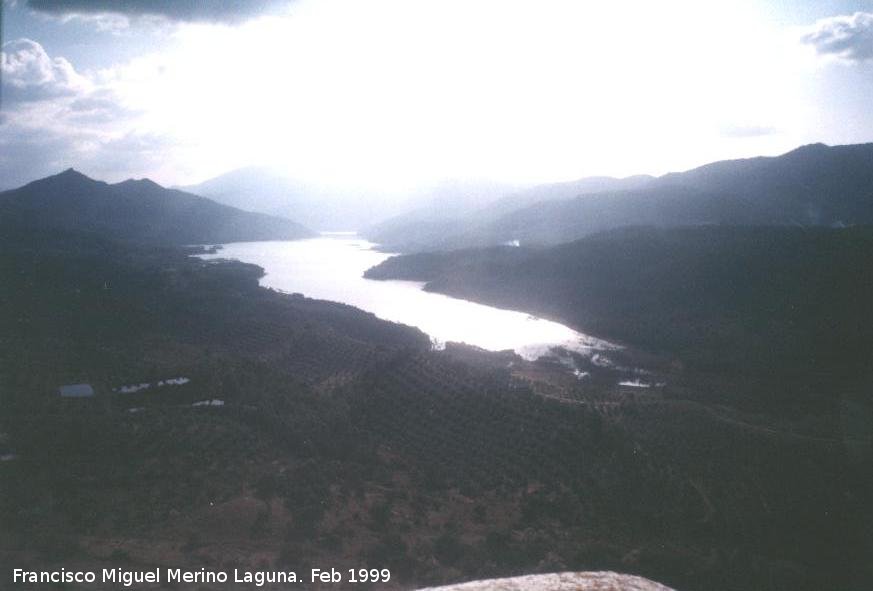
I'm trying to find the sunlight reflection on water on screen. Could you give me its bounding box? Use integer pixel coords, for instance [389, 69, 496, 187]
[200, 235, 618, 360]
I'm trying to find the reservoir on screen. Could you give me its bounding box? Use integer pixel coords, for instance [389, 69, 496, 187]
[200, 234, 616, 360]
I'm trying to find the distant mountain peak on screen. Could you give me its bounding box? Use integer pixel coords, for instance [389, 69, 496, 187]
[18, 167, 102, 191]
[1, 169, 314, 244]
[115, 177, 163, 190]
[53, 167, 91, 181]
[783, 142, 830, 156]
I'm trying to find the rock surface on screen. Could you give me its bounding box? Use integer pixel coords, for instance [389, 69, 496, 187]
[418, 572, 676, 591]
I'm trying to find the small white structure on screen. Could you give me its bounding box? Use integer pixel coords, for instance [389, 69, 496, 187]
[192, 399, 224, 407]
[619, 379, 651, 388]
[116, 383, 151, 394]
[113, 377, 190, 394]
[58, 384, 94, 398]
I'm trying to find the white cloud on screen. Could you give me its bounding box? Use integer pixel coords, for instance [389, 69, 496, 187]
[1, 38, 90, 103]
[802, 12, 873, 63]
[0, 38, 170, 187]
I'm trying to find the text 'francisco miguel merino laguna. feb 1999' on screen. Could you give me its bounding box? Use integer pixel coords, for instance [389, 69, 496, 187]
[13, 567, 393, 586]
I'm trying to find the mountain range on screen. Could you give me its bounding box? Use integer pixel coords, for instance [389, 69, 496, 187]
[0, 168, 313, 245]
[180, 167, 364, 230]
[366, 142, 873, 251]
[181, 167, 522, 232]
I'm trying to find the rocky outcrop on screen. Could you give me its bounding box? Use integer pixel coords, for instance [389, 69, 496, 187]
[419, 572, 676, 591]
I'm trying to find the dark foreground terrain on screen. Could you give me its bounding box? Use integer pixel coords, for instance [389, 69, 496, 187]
[1, 224, 872, 590]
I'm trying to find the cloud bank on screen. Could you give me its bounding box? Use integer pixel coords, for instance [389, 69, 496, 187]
[25, 0, 292, 23]
[0, 38, 166, 188]
[1, 38, 89, 104]
[802, 12, 873, 63]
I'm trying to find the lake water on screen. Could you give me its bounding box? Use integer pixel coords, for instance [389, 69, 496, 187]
[200, 234, 617, 360]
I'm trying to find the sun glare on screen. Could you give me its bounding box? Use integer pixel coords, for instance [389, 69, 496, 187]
[102, 0, 812, 187]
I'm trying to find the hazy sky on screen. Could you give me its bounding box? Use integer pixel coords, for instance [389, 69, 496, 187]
[2, 0, 873, 190]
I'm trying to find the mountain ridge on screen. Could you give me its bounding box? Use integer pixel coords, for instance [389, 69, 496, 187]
[0, 168, 314, 245]
[182, 167, 523, 231]
[366, 142, 873, 251]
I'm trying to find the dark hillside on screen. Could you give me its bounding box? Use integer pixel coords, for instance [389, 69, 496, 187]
[659, 143, 873, 225]
[0, 169, 314, 245]
[366, 225, 873, 403]
[366, 142, 873, 252]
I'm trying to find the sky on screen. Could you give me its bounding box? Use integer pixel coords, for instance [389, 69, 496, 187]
[1, 0, 873, 191]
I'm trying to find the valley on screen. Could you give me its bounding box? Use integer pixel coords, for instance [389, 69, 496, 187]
[2, 215, 870, 590]
[2, 145, 873, 591]
[4, 1, 873, 588]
